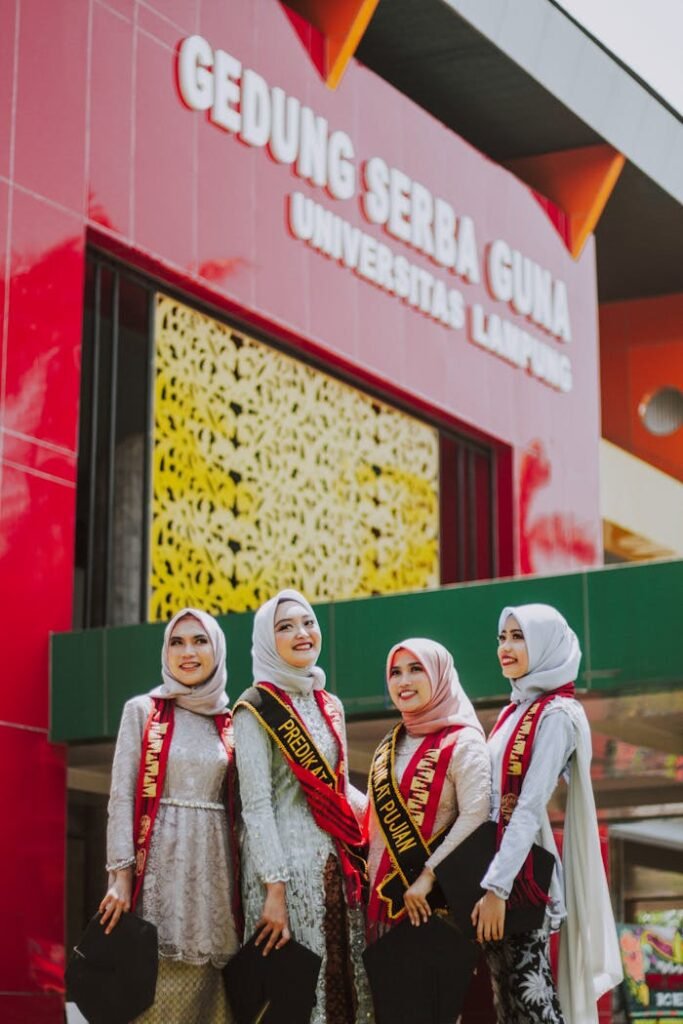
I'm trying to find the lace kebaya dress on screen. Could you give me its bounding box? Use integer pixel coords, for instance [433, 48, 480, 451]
[234, 689, 373, 1024]
[367, 726, 491, 912]
[107, 696, 239, 1022]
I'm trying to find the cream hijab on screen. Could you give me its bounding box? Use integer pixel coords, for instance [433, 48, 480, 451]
[387, 638, 484, 737]
[149, 607, 229, 716]
[498, 602, 581, 703]
[251, 589, 325, 696]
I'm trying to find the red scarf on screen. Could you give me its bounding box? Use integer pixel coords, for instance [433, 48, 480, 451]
[131, 698, 241, 931]
[489, 683, 575, 906]
[247, 682, 366, 907]
[367, 724, 462, 931]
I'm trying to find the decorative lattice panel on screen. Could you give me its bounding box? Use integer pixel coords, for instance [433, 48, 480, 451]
[149, 295, 439, 620]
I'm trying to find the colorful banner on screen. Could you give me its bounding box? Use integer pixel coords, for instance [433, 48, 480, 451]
[618, 925, 683, 1020]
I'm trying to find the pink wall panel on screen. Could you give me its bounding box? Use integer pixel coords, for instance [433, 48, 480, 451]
[133, 31, 197, 271]
[88, 3, 134, 235]
[0, 0, 17, 183]
[141, 0, 195, 36]
[99, 0, 134, 20]
[12, 0, 88, 214]
[137, 0, 193, 47]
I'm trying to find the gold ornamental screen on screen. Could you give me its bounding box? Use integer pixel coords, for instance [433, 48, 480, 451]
[149, 295, 439, 619]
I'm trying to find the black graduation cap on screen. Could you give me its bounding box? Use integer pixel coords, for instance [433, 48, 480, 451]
[363, 915, 478, 1024]
[65, 911, 158, 1024]
[434, 820, 556, 936]
[223, 933, 322, 1024]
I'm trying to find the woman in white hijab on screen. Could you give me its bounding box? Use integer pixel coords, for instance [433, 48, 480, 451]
[102, 608, 240, 1022]
[233, 589, 372, 1024]
[472, 603, 622, 1024]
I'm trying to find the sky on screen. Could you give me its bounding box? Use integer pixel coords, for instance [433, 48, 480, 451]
[555, 0, 683, 115]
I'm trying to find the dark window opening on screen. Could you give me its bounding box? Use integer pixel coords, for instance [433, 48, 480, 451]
[439, 434, 498, 584]
[75, 250, 508, 627]
[74, 256, 152, 628]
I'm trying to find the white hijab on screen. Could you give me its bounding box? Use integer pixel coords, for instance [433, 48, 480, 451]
[498, 602, 581, 703]
[498, 603, 622, 1021]
[251, 589, 326, 696]
[149, 607, 229, 716]
[558, 701, 624, 1022]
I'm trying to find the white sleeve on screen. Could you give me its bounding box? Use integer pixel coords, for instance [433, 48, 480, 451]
[425, 729, 492, 871]
[481, 708, 576, 897]
[233, 706, 291, 884]
[106, 697, 149, 872]
[334, 693, 369, 823]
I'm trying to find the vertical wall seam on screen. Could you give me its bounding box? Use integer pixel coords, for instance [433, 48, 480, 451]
[0, 0, 22, 517]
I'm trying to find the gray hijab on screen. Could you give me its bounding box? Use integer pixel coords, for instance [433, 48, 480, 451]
[149, 607, 229, 715]
[251, 589, 325, 696]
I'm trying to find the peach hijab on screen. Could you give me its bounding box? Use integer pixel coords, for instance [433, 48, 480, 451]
[386, 638, 484, 737]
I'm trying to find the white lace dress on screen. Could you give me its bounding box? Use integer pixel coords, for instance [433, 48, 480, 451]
[233, 690, 374, 1024]
[107, 695, 239, 1022]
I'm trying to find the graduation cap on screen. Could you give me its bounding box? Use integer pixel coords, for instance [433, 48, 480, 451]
[65, 911, 158, 1024]
[363, 915, 478, 1024]
[434, 820, 556, 936]
[223, 933, 322, 1024]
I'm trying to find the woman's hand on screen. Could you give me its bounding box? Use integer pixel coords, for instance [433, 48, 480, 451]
[255, 882, 291, 956]
[99, 867, 133, 934]
[471, 889, 506, 943]
[404, 867, 435, 926]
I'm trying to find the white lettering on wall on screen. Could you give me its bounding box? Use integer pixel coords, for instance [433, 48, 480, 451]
[487, 240, 571, 342]
[177, 34, 214, 110]
[327, 131, 356, 200]
[177, 35, 576, 389]
[470, 304, 572, 392]
[240, 69, 271, 147]
[210, 49, 242, 133]
[268, 88, 300, 164]
[289, 192, 466, 331]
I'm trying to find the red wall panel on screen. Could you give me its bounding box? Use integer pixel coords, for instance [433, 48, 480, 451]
[0, 8, 83, 1013]
[600, 294, 683, 483]
[0, 725, 66, 995]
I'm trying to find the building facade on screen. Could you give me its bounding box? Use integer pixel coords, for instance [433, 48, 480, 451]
[1, 1, 681, 1021]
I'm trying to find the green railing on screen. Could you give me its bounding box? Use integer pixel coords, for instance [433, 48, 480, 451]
[50, 559, 683, 742]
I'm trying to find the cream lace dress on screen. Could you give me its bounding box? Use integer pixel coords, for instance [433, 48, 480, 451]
[233, 690, 374, 1024]
[367, 726, 492, 914]
[107, 695, 239, 1023]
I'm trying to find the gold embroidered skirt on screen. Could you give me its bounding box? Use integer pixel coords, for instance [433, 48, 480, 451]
[134, 959, 232, 1024]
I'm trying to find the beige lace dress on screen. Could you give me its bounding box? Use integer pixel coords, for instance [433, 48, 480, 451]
[367, 726, 492, 924]
[106, 695, 239, 1023]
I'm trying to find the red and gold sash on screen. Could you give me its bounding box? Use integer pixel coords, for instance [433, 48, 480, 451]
[489, 683, 575, 906]
[131, 698, 240, 930]
[367, 723, 464, 931]
[234, 683, 367, 906]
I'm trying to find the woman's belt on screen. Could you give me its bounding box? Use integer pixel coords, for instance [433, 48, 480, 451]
[159, 797, 225, 810]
